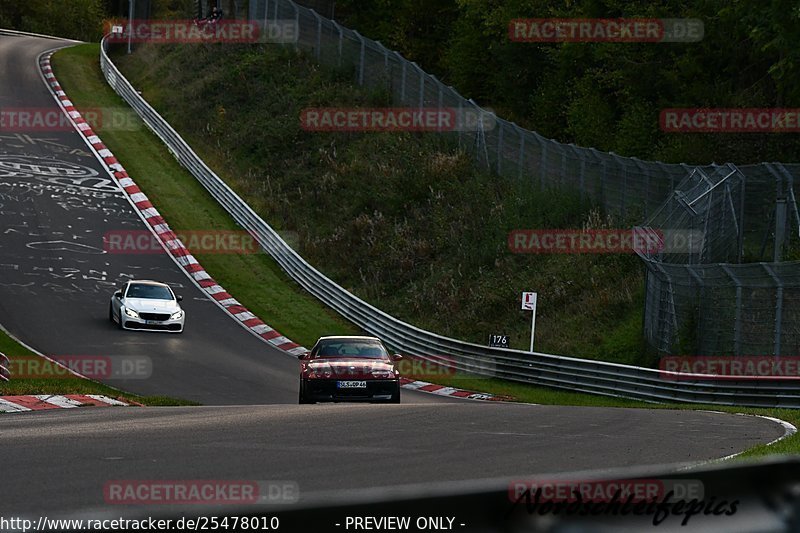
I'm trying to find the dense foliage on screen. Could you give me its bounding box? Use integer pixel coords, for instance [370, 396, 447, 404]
[0, 0, 193, 41]
[336, 0, 800, 164]
[0, 0, 107, 41]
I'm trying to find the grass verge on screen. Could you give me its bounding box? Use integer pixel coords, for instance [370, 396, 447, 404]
[0, 328, 197, 407]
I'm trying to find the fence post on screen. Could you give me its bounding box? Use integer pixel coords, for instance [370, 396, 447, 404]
[615, 154, 627, 219]
[354, 31, 365, 86]
[578, 148, 586, 201]
[763, 264, 784, 357]
[398, 52, 407, 102]
[651, 263, 679, 354]
[456, 94, 462, 147]
[381, 42, 389, 73]
[332, 20, 343, 67]
[517, 126, 526, 180]
[773, 162, 800, 242]
[721, 265, 743, 356]
[290, 2, 300, 50]
[540, 140, 547, 191]
[309, 9, 322, 59]
[737, 166, 746, 263]
[436, 78, 443, 133]
[413, 62, 424, 110]
[496, 121, 504, 175]
[469, 99, 489, 170]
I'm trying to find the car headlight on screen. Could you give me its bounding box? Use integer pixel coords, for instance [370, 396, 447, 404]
[170, 310, 184, 320]
[307, 364, 333, 379]
[124, 308, 139, 319]
[371, 369, 396, 379]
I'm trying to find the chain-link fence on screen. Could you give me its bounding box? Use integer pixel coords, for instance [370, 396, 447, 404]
[639, 162, 800, 357]
[249, 0, 706, 217]
[243, 0, 800, 358]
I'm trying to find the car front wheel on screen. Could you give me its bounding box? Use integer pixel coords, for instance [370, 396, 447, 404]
[390, 383, 401, 404]
[298, 381, 314, 404]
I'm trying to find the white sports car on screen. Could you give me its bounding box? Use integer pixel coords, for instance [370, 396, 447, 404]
[109, 280, 185, 333]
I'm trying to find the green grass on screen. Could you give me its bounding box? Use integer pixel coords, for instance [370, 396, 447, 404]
[46, 43, 800, 459]
[101, 41, 650, 365]
[51, 44, 358, 349]
[0, 328, 197, 407]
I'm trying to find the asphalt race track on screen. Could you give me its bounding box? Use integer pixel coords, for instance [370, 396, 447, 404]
[0, 33, 790, 522]
[0, 33, 449, 406]
[0, 404, 787, 517]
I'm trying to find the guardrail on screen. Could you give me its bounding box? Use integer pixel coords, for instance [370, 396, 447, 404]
[99, 38, 800, 408]
[0, 27, 81, 42]
[0, 352, 10, 382]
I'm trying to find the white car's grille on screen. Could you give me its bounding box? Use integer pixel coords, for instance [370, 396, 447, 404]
[139, 313, 171, 321]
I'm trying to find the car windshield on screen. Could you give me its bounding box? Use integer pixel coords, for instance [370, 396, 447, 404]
[314, 341, 388, 359]
[126, 284, 174, 300]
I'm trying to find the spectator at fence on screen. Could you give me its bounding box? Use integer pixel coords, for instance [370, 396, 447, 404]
[195, 6, 224, 28]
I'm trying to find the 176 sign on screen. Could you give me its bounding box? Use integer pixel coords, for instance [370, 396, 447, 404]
[488, 334, 510, 348]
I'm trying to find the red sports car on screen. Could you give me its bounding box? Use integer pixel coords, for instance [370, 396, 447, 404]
[299, 336, 402, 404]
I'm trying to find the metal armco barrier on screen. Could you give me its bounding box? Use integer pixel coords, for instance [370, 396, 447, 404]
[1, 352, 10, 382]
[99, 38, 800, 408]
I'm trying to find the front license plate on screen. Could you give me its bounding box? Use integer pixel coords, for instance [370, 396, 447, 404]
[145, 320, 160, 325]
[337, 380, 367, 389]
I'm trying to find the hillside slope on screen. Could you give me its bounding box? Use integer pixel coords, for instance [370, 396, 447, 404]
[113, 42, 650, 366]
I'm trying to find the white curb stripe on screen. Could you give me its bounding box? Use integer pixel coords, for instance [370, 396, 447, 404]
[0, 399, 30, 412]
[86, 395, 129, 406]
[35, 395, 84, 408]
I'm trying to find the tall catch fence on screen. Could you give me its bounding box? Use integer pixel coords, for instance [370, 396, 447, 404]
[237, 0, 800, 358]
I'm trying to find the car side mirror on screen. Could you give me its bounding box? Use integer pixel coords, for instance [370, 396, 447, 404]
[114, 291, 122, 299]
[391, 354, 403, 362]
[177, 295, 183, 302]
[298, 352, 310, 360]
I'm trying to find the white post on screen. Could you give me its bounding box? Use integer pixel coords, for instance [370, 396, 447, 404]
[529, 294, 537, 352]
